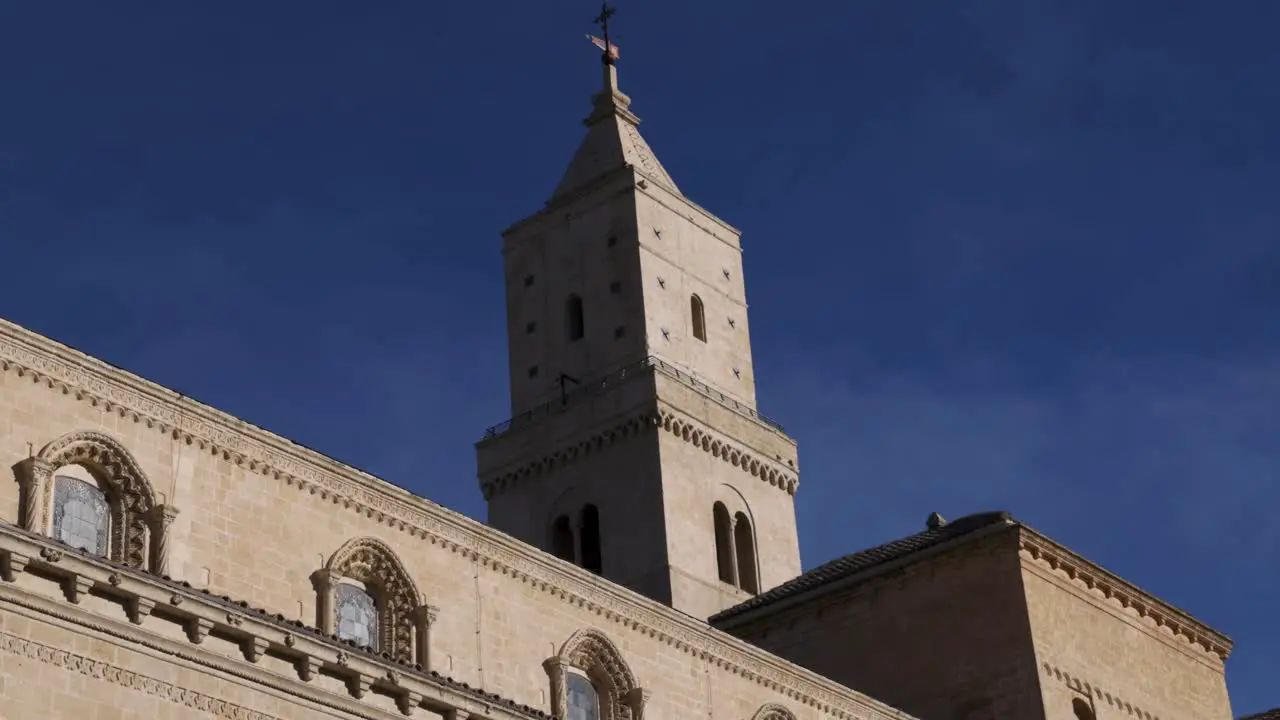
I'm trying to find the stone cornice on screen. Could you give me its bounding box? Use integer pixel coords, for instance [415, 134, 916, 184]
[0, 319, 905, 720]
[0, 522, 543, 719]
[1017, 528, 1232, 662]
[1040, 661, 1163, 720]
[480, 405, 799, 501]
[656, 407, 799, 495]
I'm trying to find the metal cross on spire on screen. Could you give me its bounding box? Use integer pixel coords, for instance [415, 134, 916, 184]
[588, 2, 620, 65]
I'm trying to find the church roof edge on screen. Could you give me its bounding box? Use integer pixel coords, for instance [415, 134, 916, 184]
[711, 511, 1234, 659]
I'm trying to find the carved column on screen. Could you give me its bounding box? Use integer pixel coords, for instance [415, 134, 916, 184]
[15, 458, 55, 533]
[310, 569, 342, 635]
[147, 504, 180, 576]
[542, 656, 570, 719]
[412, 604, 439, 670]
[727, 515, 741, 589]
[623, 688, 650, 720]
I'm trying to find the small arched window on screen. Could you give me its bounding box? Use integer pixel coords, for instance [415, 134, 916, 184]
[580, 504, 603, 575]
[713, 502, 735, 585]
[566, 670, 602, 720]
[567, 295, 585, 341]
[334, 580, 379, 650]
[690, 294, 707, 342]
[551, 514, 576, 562]
[1072, 698, 1096, 720]
[52, 475, 110, 556]
[734, 511, 759, 594]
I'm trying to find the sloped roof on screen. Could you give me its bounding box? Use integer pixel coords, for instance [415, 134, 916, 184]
[1241, 709, 1280, 720]
[710, 511, 1016, 624]
[549, 62, 680, 203]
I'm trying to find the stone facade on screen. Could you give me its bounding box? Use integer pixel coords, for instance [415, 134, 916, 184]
[0, 53, 1245, 720]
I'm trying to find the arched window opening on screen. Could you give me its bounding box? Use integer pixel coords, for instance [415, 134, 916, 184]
[52, 475, 110, 557]
[690, 294, 707, 342]
[567, 295, 585, 341]
[734, 511, 759, 594]
[566, 670, 602, 720]
[334, 580, 379, 650]
[319, 537, 426, 665]
[29, 432, 161, 572]
[1072, 698, 1096, 720]
[580, 504, 603, 575]
[713, 502, 735, 585]
[551, 514, 576, 562]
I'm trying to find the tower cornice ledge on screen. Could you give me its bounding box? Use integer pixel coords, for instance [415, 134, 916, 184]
[0, 317, 905, 720]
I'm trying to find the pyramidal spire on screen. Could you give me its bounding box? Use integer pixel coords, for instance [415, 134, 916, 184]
[549, 5, 680, 203]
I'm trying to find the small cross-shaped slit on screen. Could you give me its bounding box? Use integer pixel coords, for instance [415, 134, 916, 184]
[653, 227, 662, 238]
[657, 277, 666, 289]
[733, 367, 741, 379]
[728, 318, 736, 328]
[661, 328, 670, 340]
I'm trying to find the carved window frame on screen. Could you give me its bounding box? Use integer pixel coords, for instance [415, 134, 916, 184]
[751, 704, 798, 720]
[544, 628, 647, 720]
[314, 537, 436, 667]
[18, 431, 175, 573]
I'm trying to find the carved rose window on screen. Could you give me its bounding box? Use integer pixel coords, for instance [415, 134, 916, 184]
[52, 475, 110, 556]
[335, 581, 379, 650]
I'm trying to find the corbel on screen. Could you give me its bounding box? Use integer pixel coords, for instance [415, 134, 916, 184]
[398, 692, 424, 717]
[1, 551, 30, 581]
[127, 596, 156, 625]
[64, 574, 95, 604]
[243, 636, 271, 664]
[348, 674, 373, 699]
[186, 617, 214, 644]
[296, 655, 323, 682]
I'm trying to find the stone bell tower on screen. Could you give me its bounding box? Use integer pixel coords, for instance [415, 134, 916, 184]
[476, 38, 801, 620]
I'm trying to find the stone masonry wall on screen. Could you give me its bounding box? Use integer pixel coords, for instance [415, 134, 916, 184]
[0, 319, 910, 720]
[720, 532, 1047, 720]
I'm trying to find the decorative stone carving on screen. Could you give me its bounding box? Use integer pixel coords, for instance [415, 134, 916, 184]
[324, 537, 423, 664]
[412, 603, 439, 670]
[751, 703, 798, 720]
[546, 628, 642, 720]
[36, 431, 158, 570]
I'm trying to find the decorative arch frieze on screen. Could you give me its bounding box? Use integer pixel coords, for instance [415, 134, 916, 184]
[544, 627, 647, 720]
[21, 431, 169, 571]
[315, 537, 431, 665]
[656, 410, 799, 495]
[480, 407, 800, 502]
[752, 704, 799, 720]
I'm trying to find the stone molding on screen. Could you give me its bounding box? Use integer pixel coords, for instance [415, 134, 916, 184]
[655, 408, 799, 495]
[0, 522, 544, 719]
[1017, 530, 1231, 661]
[1041, 661, 1161, 720]
[0, 320, 906, 720]
[0, 628, 285, 720]
[752, 704, 800, 720]
[481, 406, 798, 501]
[545, 627, 644, 720]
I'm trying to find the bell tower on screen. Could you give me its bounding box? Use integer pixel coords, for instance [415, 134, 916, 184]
[476, 13, 801, 619]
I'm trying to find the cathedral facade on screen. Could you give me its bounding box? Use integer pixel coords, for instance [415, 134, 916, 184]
[0, 56, 1239, 720]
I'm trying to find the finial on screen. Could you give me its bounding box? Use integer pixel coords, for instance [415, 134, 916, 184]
[590, 3, 620, 66]
[926, 512, 947, 531]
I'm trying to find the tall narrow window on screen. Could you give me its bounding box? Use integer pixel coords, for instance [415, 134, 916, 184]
[52, 475, 110, 557]
[334, 580, 379, 650]
[551, 515, 576, 562]
[713, 502, 735, 585]
[566, 671, 602, 720]
[567, 295, 585, 341]
[1072, 699, 1096, 720]
[734, 511, 759, 594]
[690, 294, 707, 342]
[580, 504, 602, 575]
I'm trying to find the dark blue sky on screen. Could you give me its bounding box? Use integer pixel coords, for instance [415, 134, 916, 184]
[2, 1, 1276, 713]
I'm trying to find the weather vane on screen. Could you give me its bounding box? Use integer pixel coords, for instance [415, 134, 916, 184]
[586, 2, 620, 65]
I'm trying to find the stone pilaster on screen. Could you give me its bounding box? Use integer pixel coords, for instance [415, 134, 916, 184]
[542, 656, 570, 719]
[15, 457, 55, 533]
[146, 504, 180, 576]
[412, 604, 439, 670]
[310, 568, 342, 635]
